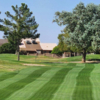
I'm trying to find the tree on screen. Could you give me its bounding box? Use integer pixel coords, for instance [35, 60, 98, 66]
[58, 31, 83, 53]
[86, 46, 93, 53]
[58, 33, 70, 52]
[53, 2, 100, 63]
[51, 46, 62, 54]
[0, 12, 4, 31]
[2, 3, 40, 61]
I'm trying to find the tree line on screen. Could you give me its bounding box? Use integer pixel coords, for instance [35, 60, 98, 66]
[1, 2, 100, 63]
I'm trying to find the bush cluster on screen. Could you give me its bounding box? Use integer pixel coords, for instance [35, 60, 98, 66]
[51, 46, 63, 54]
[0, 43, 16, 53]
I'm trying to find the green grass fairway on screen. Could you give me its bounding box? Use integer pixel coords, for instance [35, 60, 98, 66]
[0, 54, 100, 100]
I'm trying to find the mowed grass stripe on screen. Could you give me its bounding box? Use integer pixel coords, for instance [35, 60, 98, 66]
[0, 72, 18, 82]
[91, 64, 100, 100]
[0, 67, 39, 90]
[52, 64, 85, 100]
[72, 64, 95, 100]
[28, 67, 73, 100]
[0, 72, 5, 77]
[0, 68, 50, 100]
[6, 68, 62, 100]
[67, 63, 77, 66]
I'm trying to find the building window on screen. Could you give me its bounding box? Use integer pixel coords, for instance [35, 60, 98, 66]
[32, 40, 37, 44]
[26, 40, 31, 44]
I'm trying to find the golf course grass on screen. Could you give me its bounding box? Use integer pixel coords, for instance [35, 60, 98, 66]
[0, 54, 100, 100]
[72, 64, 94, 100]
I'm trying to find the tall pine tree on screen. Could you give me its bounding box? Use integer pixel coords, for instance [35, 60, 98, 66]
[0, 12, 4, 31]
[2, 3, 40, 61]
[53, 3, 100, 63]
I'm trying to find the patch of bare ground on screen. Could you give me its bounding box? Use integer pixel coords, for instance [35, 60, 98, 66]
[86, 61, 100, 63]
[8, 69, 16, 71]
[23, 64, 46, 66]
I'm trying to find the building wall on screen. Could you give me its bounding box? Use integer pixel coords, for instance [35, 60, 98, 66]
[19, 38, 57, 54]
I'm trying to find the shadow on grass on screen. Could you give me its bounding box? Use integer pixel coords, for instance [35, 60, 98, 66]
[88, 59, 100, 61]
[86, 59, 100, 64]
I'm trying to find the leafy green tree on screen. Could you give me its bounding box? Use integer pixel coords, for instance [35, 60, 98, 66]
[58, 31, 83, 54]
[2, 3, 39, 61]
[0, 43, 16, 53]
[70, 46, 82, 53]
[86, 46, 93, 53]
[58, 32, 83, 54]
[53, 3, 100, 63]
[51, 46, 62, 54]
[58, 33, 70, 52]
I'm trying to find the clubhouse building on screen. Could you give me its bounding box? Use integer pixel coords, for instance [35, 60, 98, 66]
[0, 38, 57, 54]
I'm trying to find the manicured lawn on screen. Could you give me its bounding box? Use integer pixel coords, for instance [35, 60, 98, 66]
[60, 54, 100, 62]
[0, 54, 100, 100]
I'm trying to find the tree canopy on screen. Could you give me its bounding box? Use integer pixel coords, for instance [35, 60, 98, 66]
[57, 32, 83, 53]
[53, 2, 100, 62]
[58, 33, 70, 52]
[0, 12, 4, 31]
[1, 3, 40, 61]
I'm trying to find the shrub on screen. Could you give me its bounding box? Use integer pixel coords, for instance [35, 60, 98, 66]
[51, 46, 63, 54]
[0, 43, 16, 53]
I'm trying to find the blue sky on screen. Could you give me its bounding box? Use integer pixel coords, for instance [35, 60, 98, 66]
[0, 0, 100, 44]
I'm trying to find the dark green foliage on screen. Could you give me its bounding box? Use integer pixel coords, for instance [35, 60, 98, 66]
[58, 33, 82, 53]
[86, 46, 94, 53]
[53, 2, 100, 62]
[28, 68, 73, 100]
[3, 3, 39, 40]
[0, 12, 4, 31]
[94, 49, 100, 54]
[2, 3, 40, 61]
[0, 43, 16, 53]
[58, 33, 70, 52]
[71, 46, 93, 53]
[71, 46, 82, 53]
[72, 64, 95, 100]
[51, 46, 63, 54]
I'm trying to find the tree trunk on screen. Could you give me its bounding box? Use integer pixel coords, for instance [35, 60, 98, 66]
[16, 40, 20, 61]
[17, 49, 20, 61]
[82, 49, 86, 63]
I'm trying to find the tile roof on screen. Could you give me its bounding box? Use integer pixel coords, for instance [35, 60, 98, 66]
[40, 43, 57, 50]
[20, 41, 42, 51]
[19, 38, 57, 51]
